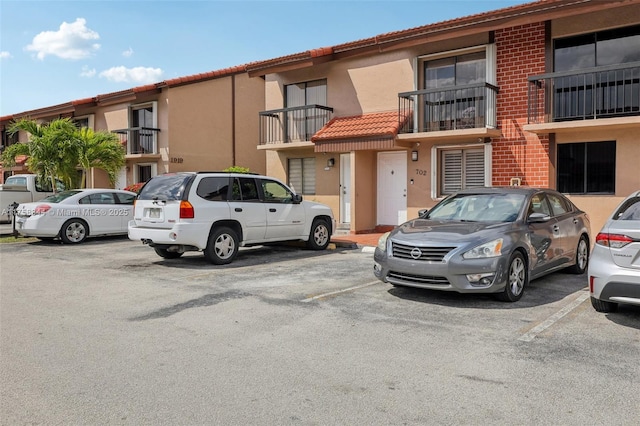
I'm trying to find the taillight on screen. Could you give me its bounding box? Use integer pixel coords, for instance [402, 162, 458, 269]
[34, 204, 51, 214]
[595, 232, 633, 248]
[179, 200, 194, 219]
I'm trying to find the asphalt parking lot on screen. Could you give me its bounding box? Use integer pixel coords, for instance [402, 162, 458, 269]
[1, 236, 639, 425]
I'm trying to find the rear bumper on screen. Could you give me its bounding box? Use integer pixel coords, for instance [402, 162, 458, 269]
[128, 221, 208, 249]
[589, 252, 640, 304]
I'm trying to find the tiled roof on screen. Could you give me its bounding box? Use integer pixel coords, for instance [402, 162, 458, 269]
[312, 111, 407, 142]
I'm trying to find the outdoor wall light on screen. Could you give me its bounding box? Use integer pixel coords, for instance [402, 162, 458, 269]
[327, 158, 335, 167]
[411, 150, 418, 161]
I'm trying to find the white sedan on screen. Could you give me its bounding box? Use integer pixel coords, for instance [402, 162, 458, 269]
[14, 189, 137, 244]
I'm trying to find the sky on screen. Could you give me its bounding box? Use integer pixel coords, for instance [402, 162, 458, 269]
[0, 0, 529, 116]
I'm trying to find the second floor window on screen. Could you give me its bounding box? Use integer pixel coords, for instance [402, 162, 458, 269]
[284, 80, 327, 142]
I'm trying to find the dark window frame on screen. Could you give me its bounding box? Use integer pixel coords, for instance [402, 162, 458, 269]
[557, 141, 616, 195]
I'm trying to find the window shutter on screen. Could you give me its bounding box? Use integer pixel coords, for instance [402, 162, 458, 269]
[442, 150, 462, 194]
[288, 159, 302, 194]
[464, 149, 485, 188]
[302, 157, 316, 194]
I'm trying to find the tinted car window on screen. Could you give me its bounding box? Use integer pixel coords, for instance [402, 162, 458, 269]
[197, 177, 230, 201]
[614, 196, 640, 220]
[138, 174, 194, 201]
[547, 193, 571, 216]
[41, 190, 82, 203]
[116, 193, 136, 205]
[427, 193, 525, 222]
[528, 193, 551, 216]
[231, 177, 260, 201]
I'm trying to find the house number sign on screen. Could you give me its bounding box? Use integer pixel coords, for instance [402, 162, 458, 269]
[414, 168, 428, 176]
[170, 157, 184, 164]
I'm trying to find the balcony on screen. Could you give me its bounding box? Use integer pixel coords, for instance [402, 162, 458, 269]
[527, 62, 640, 129]
[113, 127, 160, 155]
[398, 83, 499, 137]
[259, 105, 333, 146]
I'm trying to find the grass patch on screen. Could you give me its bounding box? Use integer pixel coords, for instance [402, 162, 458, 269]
[0, 235, 39, 244]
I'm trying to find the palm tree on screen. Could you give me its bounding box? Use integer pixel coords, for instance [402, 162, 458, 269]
[75, 127, 125, 188]
[2, 118, 79, 191]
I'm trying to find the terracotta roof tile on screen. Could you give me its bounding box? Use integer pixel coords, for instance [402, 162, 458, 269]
[312, 111, 408, 142]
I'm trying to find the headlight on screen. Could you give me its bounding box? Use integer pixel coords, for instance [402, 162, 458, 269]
[377, 232, 390, 252]
[463, 238, 503, 259]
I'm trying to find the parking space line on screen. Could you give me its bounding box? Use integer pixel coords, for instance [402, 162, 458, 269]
[301, 281, 381, 302]
[518, 291, 590, 342]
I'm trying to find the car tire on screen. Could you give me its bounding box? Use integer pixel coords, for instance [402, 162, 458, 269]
[496, 251, 527, 302]
[307, 218, 330, 250]
[567, 235, 589, 274]
[60, 219, 88, 244]
[154, 248, 183, 259]
[204, 226, 239, 265]
[590, 296, 618, 313]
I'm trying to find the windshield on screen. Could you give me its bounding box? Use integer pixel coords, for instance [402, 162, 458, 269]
[138, 174, 194, 201]
[40, 190, 82, 203]
[427, 193, 526, 223]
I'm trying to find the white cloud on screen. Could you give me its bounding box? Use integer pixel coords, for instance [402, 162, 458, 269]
[26, 18, 100, 60]
[99, 66, 163, 84]
[0, 51, 12, 60]
[122, 47, 134, 57]
[80, 65, 96, 78]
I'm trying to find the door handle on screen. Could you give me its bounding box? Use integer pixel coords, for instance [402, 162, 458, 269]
[573, 219, 579, 224]
[269, 208, 276, 212]
[235, 208, 242, 212]
[553, 225, 560, 232]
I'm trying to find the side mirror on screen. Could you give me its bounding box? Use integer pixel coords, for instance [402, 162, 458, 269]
[528, 212, 551, 223]
[418, 209, 429, 218]
[292, 194, 303, 204]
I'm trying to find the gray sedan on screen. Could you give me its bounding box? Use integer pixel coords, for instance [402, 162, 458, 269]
[373, 187, 591, 302]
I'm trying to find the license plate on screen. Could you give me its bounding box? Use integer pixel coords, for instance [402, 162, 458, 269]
[146, 208, 161, 219]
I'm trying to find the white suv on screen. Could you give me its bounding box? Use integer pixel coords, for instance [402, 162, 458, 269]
[128, 172, 335, 264]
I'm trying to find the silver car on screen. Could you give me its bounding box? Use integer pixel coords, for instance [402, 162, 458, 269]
[374, 187, 591, 302]
[588, 190, 640, 313]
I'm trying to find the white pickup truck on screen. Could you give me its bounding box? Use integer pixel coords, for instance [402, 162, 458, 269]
[0, 174, 62, 223]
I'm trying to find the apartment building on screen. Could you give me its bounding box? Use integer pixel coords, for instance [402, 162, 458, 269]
[2, 0, 638, 236]
[249, 0, 640, 235]
[0, 68, 265, 187]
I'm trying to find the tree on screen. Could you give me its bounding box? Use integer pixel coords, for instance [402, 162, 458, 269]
[1, 118, 126, 189]
[75, 127, 125, 188]
[2, 118, 79, 191]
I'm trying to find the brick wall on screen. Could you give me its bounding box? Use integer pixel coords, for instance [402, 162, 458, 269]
[493, 22, 549, 187]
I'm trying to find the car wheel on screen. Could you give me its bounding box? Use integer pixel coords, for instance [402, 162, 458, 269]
[567, 235, 589, 274]
[497, 251, 527, 302]
[60, 219, 88, 244]
[154, 248, 183, 259]
[590, 296, 618, 313]
[307, 218, 330, 250]
[204, 226, 239, 265]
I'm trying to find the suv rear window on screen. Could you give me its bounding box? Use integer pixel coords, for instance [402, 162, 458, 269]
[138, 174, 194, 201]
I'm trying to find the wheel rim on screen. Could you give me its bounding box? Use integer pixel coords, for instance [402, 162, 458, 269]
[65, 222, 86, 243]
[314, 224, 329, 246]
[577, 239, 588, 270]
[214, 233, 235, 259]
[509, 257, 525, 296]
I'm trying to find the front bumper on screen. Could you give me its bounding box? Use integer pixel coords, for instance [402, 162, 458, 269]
[373, 247, 510, 294]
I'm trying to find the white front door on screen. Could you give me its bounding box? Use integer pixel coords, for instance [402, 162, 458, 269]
[340, 153, 351, 225]
[377, 151, 407, 225]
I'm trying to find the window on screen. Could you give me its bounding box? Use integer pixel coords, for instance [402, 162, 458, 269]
[116, 193, 136, 205]
[557, 141, 615, 194]
[230, 177, 260, 202]
[260, 179, 294, 203]
[422, 51, 491, 131]
[197, 177, 231, 201]
[1, 128, 19, 150]
[437, 147, 487, 196]
[73, 115, 94, 130]
[80, 193, 116, 205]
[553, 25, 640, 120]
[285, 80, 327, 141]
[136, 164, 153, 183]
[130, 102, 158, 153]
[288, 158, 316, 195]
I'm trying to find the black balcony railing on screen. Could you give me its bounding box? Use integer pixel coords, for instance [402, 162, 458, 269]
[527, 62, 640, 124]
[399, 83, 498, 134]
[259, 105, 333, 145]
[112, 127, 160, 154]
